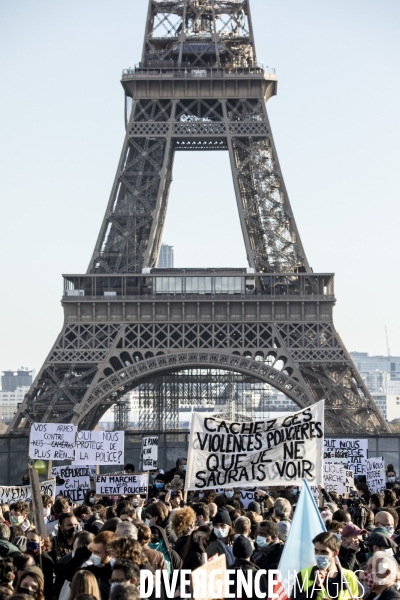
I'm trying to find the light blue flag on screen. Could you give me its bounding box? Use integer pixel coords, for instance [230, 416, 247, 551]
[279, 479, 326, 595]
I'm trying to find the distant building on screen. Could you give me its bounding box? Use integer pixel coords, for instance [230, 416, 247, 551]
[1, 369, 32, 392]
[157, 244, 174, 268]
[350, 352, 400, 385]
[0, 386, 30, 422]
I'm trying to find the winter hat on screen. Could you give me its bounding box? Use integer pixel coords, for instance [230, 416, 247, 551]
[367, 531, 397, 550]
[213, 506, 232, 526]
[233, 535, 254, 559]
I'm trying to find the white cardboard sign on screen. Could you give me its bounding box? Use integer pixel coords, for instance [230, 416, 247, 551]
[140, 436, 158, 470]
[29, 423, 77, 460]
[95, 473, 149, 495]
[323, 462, 345, 494]
[73, 430, 124, 465]
[51, 466, 91, 503]
[366, 457, 386, 493]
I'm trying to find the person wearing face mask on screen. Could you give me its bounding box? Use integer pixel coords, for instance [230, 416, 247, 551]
[164, 457, 187, 484]
[386, 466, 398, 490]
[206, 507, 235, 567]
[338, 523, 366, 571]
[363, 551, 400, 600]
[41, 495, 53, 525]
[49, 512, 80, 561]
[9, 501, 31, 533]
[291, 531, 360, 600]
[375, 510, 397, 537]
[25, 528, 54, 600]
[109, 559, 140, 592]
[252, 520, 283, 587]
[14, 566, 45, 600]
[53, 531, 95, 600]
[65, 531, 117, 600]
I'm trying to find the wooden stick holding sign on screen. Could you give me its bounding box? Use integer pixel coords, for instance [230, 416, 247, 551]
[28, 466, 47, 570]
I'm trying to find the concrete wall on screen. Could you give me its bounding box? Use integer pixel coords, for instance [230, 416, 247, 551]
[0, 431, 398, 486]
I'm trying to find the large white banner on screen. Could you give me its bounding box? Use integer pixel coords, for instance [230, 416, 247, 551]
[0, 479, 56, 504]
[185, 401, 324, 490]
[95, 473, 149, 495]
[29, 423, 77, 460]
[73, 430, 124, 465]
[51, 466, 91, 503]
[140, 436, 158, 471]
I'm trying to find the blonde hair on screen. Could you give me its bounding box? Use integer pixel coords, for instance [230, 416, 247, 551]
[171, 506, 196, 537]
[68, 570, 101, 600]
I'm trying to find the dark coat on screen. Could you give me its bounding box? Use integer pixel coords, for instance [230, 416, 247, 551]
[84, 514, 104, 535]
[365, 586, 400, 600]
[229, 559, 268, 600]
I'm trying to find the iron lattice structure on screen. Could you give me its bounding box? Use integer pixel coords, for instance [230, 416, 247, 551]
[9, 0, 388, 435]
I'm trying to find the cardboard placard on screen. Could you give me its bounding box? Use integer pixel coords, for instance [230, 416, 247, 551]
[140, 436, 158, 470]
[366, 457, 385, 493]
[95, 472, 149, 495]
[29, 423, 77, 460]
[323, 462, 345, 494]
[72, 430, 124, 465]
[51, 466, 91, 503]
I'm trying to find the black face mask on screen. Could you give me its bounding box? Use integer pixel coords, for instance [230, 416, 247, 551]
[63, 525, 78, 538]
[20, 589, 36, 597]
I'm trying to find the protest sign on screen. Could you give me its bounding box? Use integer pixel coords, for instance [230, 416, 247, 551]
[366, 457, 385, 493]
[96, 473, 149, 495]
[0, 479, 56, 504]
[344, 469, 355, 495]
[29, 423, 77, 460]
[240, 489, 255, 508]
[324, 439, 368, 475]
[51, 466, 91, 503]
[73, 430, 124, 465]
[71, 465, 97, 477]
[185, 401, 324, 490]
[190, 553, 227, 600]
[323, 462, 345, 494]
[140, 436, 158, 470]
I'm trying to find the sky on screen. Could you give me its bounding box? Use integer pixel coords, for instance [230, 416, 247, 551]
[0, 0, 399, 376]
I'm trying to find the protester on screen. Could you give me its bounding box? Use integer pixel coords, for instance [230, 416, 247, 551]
[14, 566, 45, 600]
[68, 570, 101, 600]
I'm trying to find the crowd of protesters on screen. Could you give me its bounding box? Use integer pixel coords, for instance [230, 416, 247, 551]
[0, 460, 400, 600]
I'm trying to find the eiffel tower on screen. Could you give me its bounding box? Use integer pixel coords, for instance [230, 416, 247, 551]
[9, 0, 388, 435]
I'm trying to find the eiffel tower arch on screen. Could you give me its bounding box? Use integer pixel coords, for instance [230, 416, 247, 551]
[9, 0, 388, 435]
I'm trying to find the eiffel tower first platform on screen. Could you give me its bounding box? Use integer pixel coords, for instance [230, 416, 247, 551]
[10, 0, 388, 435]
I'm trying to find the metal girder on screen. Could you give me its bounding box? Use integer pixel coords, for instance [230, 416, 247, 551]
[8, 0, 389, 437]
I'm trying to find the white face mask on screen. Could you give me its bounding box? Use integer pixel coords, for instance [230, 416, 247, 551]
[256, 535, 269, 548]
[225, 491, 234, 499]
[43, 507, 51, 518]
[198, 493, 204, 500]
[214, 527, 228, 539]
[145, 518, 151, 526]
[90, 554, 103, 566]
[109, 557, 116, 567]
